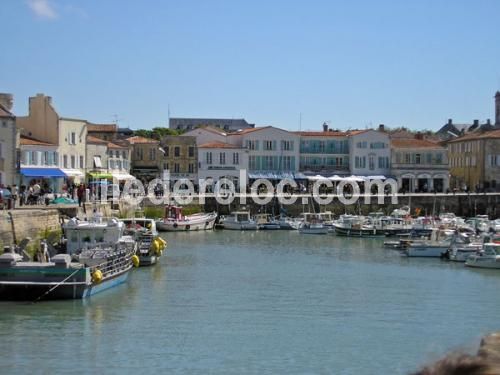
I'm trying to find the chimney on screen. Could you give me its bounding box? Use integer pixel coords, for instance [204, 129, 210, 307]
[322, 122, 328, 132]
[0, 93, 13, 111]
[448, 119, 453, 125]
[378, 124, 385, 132]
[487, 119, 491, 126]
[415, 132, 424, 140]
[473, 119, 479, 127]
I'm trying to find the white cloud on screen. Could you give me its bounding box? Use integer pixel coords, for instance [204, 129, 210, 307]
[27, 0, 58, 19]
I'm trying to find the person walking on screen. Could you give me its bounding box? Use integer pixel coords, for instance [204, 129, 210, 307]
[77, 184, 84, 207]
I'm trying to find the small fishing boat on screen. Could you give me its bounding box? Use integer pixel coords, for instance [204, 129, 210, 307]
[156, 205, 217, 231]
[299, 213, 329, 235]
[0, 217, 137, 300]
[122, 218, 166, 266]
[465, 243, 500, 269]
[441, 233, 483, 262]
[333, 215, 381, 237]
[219, 211, 258, 230]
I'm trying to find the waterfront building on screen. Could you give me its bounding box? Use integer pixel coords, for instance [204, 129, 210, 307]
[126, 136, 160, 183]
[0, 94, 20, 186]
[198, 142, 248, 191]
[227, 126, 301, 181]
[158, 135, 198, 187]
[169, 117, 255, 132]
[295, 124, 349, 175]
[390, 135, 449, 193]
[19, 135, 63, 192]
[348, 127, 391, 178]
[17, 94, 87, 185]
[86, 136, 133, 183]
[448, 129, 500, 191]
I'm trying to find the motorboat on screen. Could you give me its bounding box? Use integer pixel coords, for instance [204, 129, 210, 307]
[122, 218, 166, 266]
[277, 214, 299, 230]
[156, 205, 217, 231]
[402, 229, 454, 257]
[318, 211, 335, 232]
[255, 214, 281, 230]
[442, 233, 483, 262]
[298, 213, 329, 235]
[465, 243, 500, 269]
[219, 211, 258, 230]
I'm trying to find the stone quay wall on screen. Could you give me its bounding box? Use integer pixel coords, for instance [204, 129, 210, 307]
[0, 209, 61, 246]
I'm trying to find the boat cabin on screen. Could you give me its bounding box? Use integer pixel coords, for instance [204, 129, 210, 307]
[63, 218, 125, 254]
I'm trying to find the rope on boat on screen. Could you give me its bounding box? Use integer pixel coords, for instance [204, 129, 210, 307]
[32, 267, 82, 303]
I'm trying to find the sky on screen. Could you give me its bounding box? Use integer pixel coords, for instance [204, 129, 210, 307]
[2, 0, 500, 132]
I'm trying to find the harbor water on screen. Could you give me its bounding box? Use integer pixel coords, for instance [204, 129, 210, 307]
[1, 231, 500, 374]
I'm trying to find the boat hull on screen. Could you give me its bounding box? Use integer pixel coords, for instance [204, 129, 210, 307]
[299, 228, 329, 235]
[156, 215, 216, 232]
[404, 246, 449, 257]
[222, 222, 258, 230]
[334, 226, 383, 237]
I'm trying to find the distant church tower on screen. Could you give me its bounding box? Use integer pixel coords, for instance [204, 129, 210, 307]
[496, 91, 500, 126]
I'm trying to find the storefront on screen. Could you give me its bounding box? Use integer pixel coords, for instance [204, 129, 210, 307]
[19, 167, 67, 193]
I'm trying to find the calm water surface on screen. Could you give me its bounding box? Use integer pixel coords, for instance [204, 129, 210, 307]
[1, 231, 500, 374]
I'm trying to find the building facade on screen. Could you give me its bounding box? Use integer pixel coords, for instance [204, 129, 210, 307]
[126, 136, 160, 183]
[158, 135, 198, 185]
[391, 137, 449, 193]
[0, 94, 19, 186]
[198, 142, 248, 190]
[296, 130, 349, 175]
[169, 117, 254, 132]
[348, 129, 391, 177]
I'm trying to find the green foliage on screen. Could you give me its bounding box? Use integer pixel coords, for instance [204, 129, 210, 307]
[133, 127, 183, 140]
[143, 206, 164, 219]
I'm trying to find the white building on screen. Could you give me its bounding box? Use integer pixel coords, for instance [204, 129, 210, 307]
[227, 126, 300, 180]
[391, 137, 449, 192]
[348, 129, 391, 177]
[198, 142, 248, 190]
[182, 126, 227, 145]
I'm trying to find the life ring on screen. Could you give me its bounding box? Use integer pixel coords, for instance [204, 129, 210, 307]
[205, 221, 209, 226]
[173, 223, 178, 228]
[185, 225, 190, 230]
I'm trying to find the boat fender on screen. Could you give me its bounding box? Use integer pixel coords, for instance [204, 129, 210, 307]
[158, 237, 167, 249]
[92, 269, 103, 284]
[173, 223, 178, 228]
[185, 225, 190, 230]
[132, 255, 140, 267]
[205, 221, 209, 226]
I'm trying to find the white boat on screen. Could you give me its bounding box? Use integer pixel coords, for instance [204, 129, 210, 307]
[465, 243, 500, 269]
[403, 229, 454, 257]
[255, 214, 281, 230]
[156, 205, 217, 231]
[443, 233, 483, 262]
[299, 213, 329, 235]
[277, 215, 299, 230]
[333, 215, 380, 237]
[220, 211, 257, 230]
[318, 211, 335, 232]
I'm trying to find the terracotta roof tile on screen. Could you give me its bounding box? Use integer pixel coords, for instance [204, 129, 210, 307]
[391, 138, 444, 149]
[227, 126, 271, 135]
[20, 135, 55, 146]
[294, 131, 348, 137]
[87, 123, 117, 133]
[447, 129, 500, 142]
[198, 142, 241, 149]
[87, 135, 108, 145]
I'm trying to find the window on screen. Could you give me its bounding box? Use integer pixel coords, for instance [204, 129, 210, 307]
[378, 157, 389, 169]
[80, 156, 84, 168]
[415, 154, 421, 164]
[63, 155, 68, 168]
[283, 156, 292, 170]
[188, 163, 194, 173]
[43, 151, 49, 165]
[122, 151, 128, 159]
[369, 155, 375, 170]
[174, 163, 180, 173]
[71, 155, 76, 169]
[206, 152, 212, 165]
[370, 142, 386, 149]
[188, 147, 195, 157]
[53, 152, 58, 166]
[249, 155, 257, 170]
[220, 152, 226, 165]
[165, 146, 169, 157]
[70, 132, 76, 145]
[435, 153, 443, 164]
[149, 148, 156, 161]
[264, 140, 273, 150]
[405, 153, 411, 163]
[233, 152, 239, 165]
[263, 156, 274, 169]
[115, 150, 120, 158]
[174, 147, 180, 157]
[281, 141, 293, 151]
[356, 141, 367, 149]
[246, 140, 259, 150]
[426, 153, 432, 164]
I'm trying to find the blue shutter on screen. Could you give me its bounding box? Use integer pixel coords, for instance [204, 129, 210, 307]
[272, 140, 277, 151]
[255, 140, 260, 150]
[256, 156, 261, 170]
[291, 156, 296, 171]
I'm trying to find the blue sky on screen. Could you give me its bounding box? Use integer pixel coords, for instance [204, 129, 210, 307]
[2, 0, 500, 131]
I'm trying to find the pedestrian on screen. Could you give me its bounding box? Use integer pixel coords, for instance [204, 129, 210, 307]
[11, 184, 18, 209]
[77, 184, 84, 207]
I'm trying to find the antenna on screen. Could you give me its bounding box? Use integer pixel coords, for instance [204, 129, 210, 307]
[167, 103, 171, 126]
[299, 112, 302, 131]
[111, 114, 122, 124]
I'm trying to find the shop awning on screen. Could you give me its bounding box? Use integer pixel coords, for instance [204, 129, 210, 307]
[248, 171, 296, 180]
[61, 169, 84, 177]
[20, 168, 66, 177]
[88, 172, 113, 179]
[112, 172, 136, 181]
